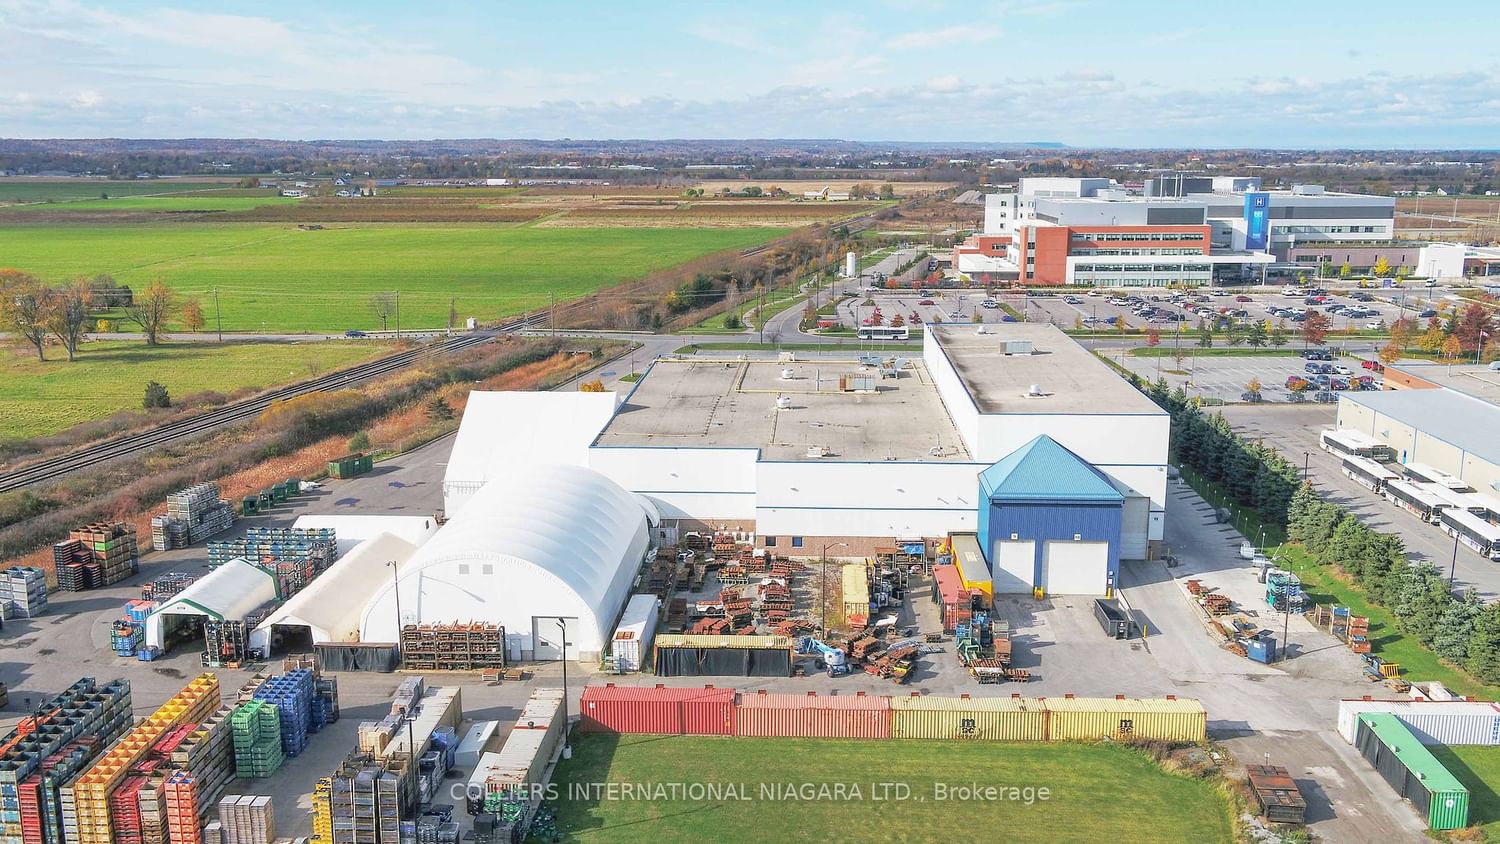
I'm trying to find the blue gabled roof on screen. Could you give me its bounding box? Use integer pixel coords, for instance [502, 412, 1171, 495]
[980, 435, 1125, 503]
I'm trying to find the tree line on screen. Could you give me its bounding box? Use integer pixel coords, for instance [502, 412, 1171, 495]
[0, 270, 200, 360]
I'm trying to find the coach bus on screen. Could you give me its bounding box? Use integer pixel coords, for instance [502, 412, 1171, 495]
[1319, 429, 1396, 462]
[1470, 493, 1500, 527]
[1423, 484, 1491, 516]
[857, 326, 911, 341]
[1342, 456, 1400, 494]
[1402, 462, 1472, 493]
[1384, 479, 1449, 524]
[1439, 507, 1500, 561]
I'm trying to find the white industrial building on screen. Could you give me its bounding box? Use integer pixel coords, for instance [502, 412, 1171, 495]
[441, 323, 1168, 592]
[145, 557, 279, 651]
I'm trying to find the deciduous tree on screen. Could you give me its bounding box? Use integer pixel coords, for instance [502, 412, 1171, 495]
[123, 278, 176, 346]
[369, 292, 396, 330]
[1372, 256, 1391, 278]
[1455, 302, 1494, 353]
[1301, 311, 1330, 348]
[47, 280, 91, 361]
[1378, 342, 1403, 365]
[181, 298, 206, 333]
[0, 269, 53, 360]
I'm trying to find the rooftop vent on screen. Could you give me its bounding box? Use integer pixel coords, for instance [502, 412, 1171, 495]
[976, 325, 990, 335]
[806, 445, 831, 458]
[1025, 384, 1048, 398]
[775, 396, 792, 410]
[780, 368, 795, 380]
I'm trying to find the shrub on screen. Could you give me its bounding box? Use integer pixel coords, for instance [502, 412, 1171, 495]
[143, 381, 171, 409]
[348, 431, 371, 452]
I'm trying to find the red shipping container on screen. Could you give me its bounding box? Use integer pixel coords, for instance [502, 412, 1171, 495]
[933, 565, 963, 602]
[734, 691, 892, 739]
[578, 684, 736, 736]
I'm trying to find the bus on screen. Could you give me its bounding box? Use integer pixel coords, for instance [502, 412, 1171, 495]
[1402, 462, 1472, 493]
[1342, 456, 1399, 493]
[1319, 429, 1397, 462]
[857, 326, 910, 341]
[1422, 484, 1491, 516]
[1439, 507, 1500, 561]
[1469, 493, 1500, 526]
[1383, 479, 1449, 524]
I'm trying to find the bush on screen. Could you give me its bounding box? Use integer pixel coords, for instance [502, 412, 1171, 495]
[143, 381, 171, 409]
[723, 312, 744, 330]
[348, 431, 371, 452]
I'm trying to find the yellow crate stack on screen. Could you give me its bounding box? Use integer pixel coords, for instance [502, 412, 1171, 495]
[63, 674, 221, 844]
[311, 777, 333, 844]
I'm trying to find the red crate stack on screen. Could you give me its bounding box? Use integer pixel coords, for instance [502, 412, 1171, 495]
[164, 771, 203, 844]
[110, 776, 150, 844]
[17, 774, 44, 844]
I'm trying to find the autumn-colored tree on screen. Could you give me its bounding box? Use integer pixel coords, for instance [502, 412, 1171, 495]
[578, 379, 606, 393]
[1419, 322, 1447, 354]
[181, 298, 206, 333]
[1389, 317, 1415, 349]
[1372, 256, 1392, 278]
[1073, 315, 1084, 331]
[1246, 376, 1262, 395]
[0, 269, 53, 360]
[1301, 311, 1331, 348]
[123, 278, 176, 346]
[1441, 334, 1463, 361]
[1339, 262, 1352, 279]
[47, 279, 91, 361]
[1455, 303, 1495, 353]
[1145, 328, 1161, 349]
[1378, 342, 1403, 366]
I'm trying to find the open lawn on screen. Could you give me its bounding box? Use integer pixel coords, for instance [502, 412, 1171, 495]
[0, 225, 786, 332]
[1429, 745, 1500, 839]
[542, 734, 1233, 844]
[0, 193, 294, 214]
[0, 339, 391, 440]
[0, 180, 232, 204]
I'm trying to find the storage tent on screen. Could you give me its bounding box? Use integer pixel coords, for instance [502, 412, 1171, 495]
[362, 463, 655, 663]
[250, 532, 419, 656]
[144, 557, 279, 650]
[441, 391, 619, 516]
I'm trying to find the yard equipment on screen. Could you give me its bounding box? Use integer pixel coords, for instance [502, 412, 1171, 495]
[797, 637, 850, 677]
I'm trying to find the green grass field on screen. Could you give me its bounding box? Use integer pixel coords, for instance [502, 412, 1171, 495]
[0, 181, 230, 203]
[0, 193, 293, 213]
[1429, 745, 1500, 838]
[0, 339, 391, 440]
[0, 225, 786, 332]
[541, 734, 1233, 843]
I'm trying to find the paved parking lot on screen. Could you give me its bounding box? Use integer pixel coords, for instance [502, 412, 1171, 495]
[1112, 349, 1386, 404]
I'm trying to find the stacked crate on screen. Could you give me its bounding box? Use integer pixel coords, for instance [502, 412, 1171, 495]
[169, 707, 235, 817]
[250, 670, 314, 756]
[14, 736, 102, 844]
[207, 528, 337, 589]
[58, 524, 138, 588]
[135, 775, 170, 844]
[140, 572, 196, 602]
[162, 772, 201, 844]
[310, 777, 333, 844]
[203, 621, 250, 668]
[153, 484, 236, 551]
[327, 751, 411, 844]
[217, 796, 274, 844]
[1266, 570, 1305, 614]
[230, 702, 284, 779]
[111, 620, 144, 658]
[399, 623, 505, 671]
[315, 677, 340, 726]
[0, 567, 48, 619]
[60, 673, 220, 844]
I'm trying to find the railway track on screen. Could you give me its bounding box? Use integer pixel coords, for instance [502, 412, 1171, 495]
[0, 316, 544, 493]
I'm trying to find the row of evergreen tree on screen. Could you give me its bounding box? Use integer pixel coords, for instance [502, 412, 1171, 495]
[1121, 370, 1500, 686]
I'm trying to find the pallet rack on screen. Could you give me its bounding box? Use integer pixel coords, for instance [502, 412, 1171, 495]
[399, 623, 506, 671]
[327, 751, 411, 844]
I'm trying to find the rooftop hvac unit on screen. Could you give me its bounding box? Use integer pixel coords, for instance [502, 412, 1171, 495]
[780, 368, 795, 380]
[775, 396, 793, 410]
[976, 325, 990, 334]
[806, 445, 831, 458]
[1027, 384, 1046, 397]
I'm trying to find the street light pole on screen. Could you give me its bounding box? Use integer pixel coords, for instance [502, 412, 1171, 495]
[387, 560, 416, 817]
[1303, 452, 1311, 482]
[557, 618, 571, 756]
[1450, 531, 1461, 587]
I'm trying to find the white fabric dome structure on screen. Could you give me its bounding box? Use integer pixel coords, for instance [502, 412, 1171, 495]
[361, 463, 656, 663]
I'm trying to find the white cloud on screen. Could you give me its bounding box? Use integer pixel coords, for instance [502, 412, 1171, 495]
[890, 24, 1001, 50]
[72, 89, 102, 108]
[926, 75, 967, 93]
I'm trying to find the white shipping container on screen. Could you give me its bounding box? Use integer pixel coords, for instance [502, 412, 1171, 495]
[472, 688, 565, 795]
[611, 595, 660, 672]
[1337, 699, 1500, 746]
[456, 720, 501, 772]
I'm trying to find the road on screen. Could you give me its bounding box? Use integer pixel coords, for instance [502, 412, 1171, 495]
[1222, 402, 1500, 600]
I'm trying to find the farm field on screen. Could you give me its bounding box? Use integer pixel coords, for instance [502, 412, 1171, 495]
[0, 179, 234, 204]
[694, 179, 958, 195]
[0, 193, 295, 214]
[0, 339, 392, 441]
[1429, 745, 1500, 838]
[543, 734, 1234, 844]
[0, 224, 787, 332]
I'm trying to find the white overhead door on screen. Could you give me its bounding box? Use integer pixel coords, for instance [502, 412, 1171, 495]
[1120, 496, 1149, 561]
[1041, 541, 1109, 596]
[992, 540, 1035, 594]
[532, 617, 581, 661]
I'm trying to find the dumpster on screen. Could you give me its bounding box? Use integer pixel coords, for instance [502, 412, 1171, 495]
[1093, 599, 1136, 639]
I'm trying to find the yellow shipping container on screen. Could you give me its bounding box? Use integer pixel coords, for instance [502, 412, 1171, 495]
[1044, 697, 1207, 743]
[653, 634, 792, 650]
[950, 533, 992, 601]
[891, 694, 1047, 741]
[841, 565, 870, 624]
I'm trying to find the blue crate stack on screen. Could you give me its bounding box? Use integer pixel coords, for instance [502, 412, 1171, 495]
[250, 669, 314, 757]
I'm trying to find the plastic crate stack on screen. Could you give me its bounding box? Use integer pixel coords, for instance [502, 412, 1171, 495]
[112, 620, 144, 658]
[163, 772, 202, 844]
[1266, 569, 1306, 614]
[136, 776, 170, 844]
[168, 707, 235, 817]
[217, 795, 274, 844]
[310, 777, 333, 844]
[0, 566, 48, 619]
[203, 620, 249, 668]
[52, 540, 89, 592]
[327, 751, 411, 844]
[15, 736, 102, 844]
[207, 529, 336, 597]
[59, 674, 220, 844]
[399, 622, 505, 671]
[251, 670, 314, 756]
[153, 484, 236, 551]
[230, 702, 284, 779]
[141, 572, 197, 602]
[58, 523, 138, 588]
[415, 807, 457, 844]
[315, 677, 341, 725]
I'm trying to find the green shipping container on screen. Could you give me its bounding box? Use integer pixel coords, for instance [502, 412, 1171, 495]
[242, 497, 258, 516]
[259, 489, 275, 507]
[1355, 713, 1470, 830]
[284, 478, 301, 495]
[271, 485, 288, 503]
[327, 453, 374, 479]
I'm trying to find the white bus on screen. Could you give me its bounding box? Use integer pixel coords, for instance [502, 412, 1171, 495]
[1439, 507, 1500, 561]
[1422, 484, 1491, 516]
[1384, 479, 1449, 524]
[857, 325, 911, 341]
[1469, 493, 1500, 526]
[1319, 429, 1397, 462]
[1403, 462, 1472, 493]
[1342, 456, 1400, 493]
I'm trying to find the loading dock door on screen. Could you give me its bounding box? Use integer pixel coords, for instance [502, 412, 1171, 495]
[1041, 541, 1109, 596]
[1119, 495, 1149, 561]
[532, 617, 580, 661]
[993, 540, 1035, 594]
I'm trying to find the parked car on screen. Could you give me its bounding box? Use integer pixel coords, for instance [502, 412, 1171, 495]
[344, 329, 367, 338]
[1418, 308, 1437, 318]
[980, 299, 1000, 309]
[1332, 364, 1352, 375]
[1282, 287, 1303, 297]
[1064, 295, 1083, 304]
[917, 299, 935, 306]
[1285, 375, 1310, 390]
[1364, 321, 1384, 331]
[1235, 295, 1253, 303]
[1304, 362, 1323, 373]
[1330, 379, 1350, 391]
[1362, 360, 1385, 372]
[1314, 390, 1337, 403]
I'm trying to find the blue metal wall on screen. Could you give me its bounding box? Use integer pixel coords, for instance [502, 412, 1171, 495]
[978, 499, 1122, 588]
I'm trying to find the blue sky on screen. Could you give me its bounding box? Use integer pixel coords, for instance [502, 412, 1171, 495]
[2, 0, 1497, 147]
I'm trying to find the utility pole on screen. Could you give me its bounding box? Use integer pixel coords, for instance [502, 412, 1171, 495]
[550, 292, 556, 335]
[759, 283, 767, 344]
[213, 287, 222, 343]
[394, 291, 401, 340]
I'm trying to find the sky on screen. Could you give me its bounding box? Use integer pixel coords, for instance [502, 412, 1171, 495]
[1, 0, 1497, 148]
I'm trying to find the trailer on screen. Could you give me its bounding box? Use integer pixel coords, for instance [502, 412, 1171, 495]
[1246, 765, 1307, 824]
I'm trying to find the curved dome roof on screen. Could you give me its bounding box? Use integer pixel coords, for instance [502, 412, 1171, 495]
[404, 462, 650, 614]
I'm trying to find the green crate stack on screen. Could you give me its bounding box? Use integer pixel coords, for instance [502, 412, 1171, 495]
[230, 701, 284, 778]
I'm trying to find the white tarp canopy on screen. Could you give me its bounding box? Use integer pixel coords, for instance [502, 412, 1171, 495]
[364, 463, 651, 662]
[441, 391, 619, 516]
[291, 515, 440, 555]
[250, 532, 419, 654]
[145, 557, 279, 649]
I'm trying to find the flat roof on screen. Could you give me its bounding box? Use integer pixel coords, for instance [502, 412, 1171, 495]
[596, 357, 972, 461]
[1388, 362, 1500, 406]
[929, 323, 1167, 416]
[1341, 388, 1500, 471]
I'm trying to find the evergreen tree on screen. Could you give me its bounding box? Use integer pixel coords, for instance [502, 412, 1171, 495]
[1433, 591, 1483, 664]
[1466, 604, 1500, 684]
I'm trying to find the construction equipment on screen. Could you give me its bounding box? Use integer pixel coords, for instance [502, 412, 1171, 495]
[796, 637, 849, 677]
